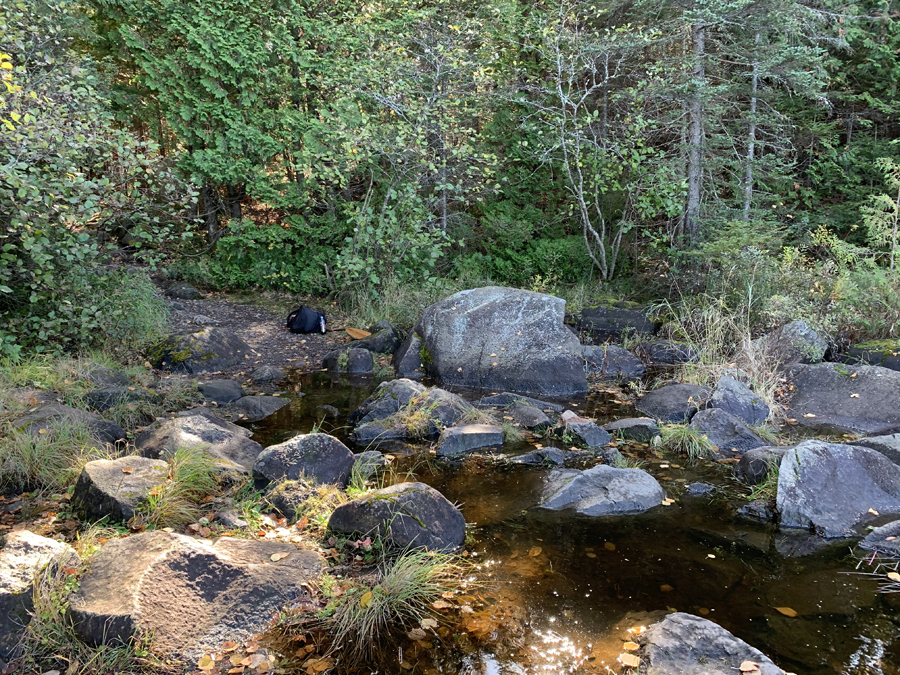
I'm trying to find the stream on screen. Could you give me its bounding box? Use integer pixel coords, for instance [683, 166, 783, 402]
[245, 372, 899, 675]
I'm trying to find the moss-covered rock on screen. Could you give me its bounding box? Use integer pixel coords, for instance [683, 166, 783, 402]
[148, 328, 252, 373]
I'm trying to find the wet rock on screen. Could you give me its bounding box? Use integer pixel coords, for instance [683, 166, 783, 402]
[507, 402, 551, 430]
[437, 424, 504, 458]
[774, 531, 839, 558]
[510, 447, 566, 466]
[135, 411, 263, 473]
[149, 328, 252, 374]
[265, 480, 315, 521]
[850, 433, 900, 466]
[475, 392, 564, 413]
[737, 500, 777, 523]
[859, 519, 900, 557]
[575, 305, 657, 342]
[846, 339, 900, 371]
[222, 395, 289, 423]
[165, 283, 203, 300]
[69, 531, 323, 659]
[685, 482, 716, 496]
[12, 403, 126, 446]
[560, 413, 611, 448]
[643, 612, 782, 675]
[762, 319, 828, 366]
[198, 380, 244, 404]
[254, 433, 355, 486]
[393, 332, 426, 380]
[84, 365, 130, 387]
[708, 375, 769, 426]
[413, 388, 473, 431]
[212, 509, 248, 529]
[84, 386, 162, 411]
[413, 286, 588, 397]
[0, 531, 79, 659]
[636, 340, 699, 365]
[71, 456, 169, 523]
[734, 446, 790, 485]
[635, 383, 711, 423]
[539, 465, 664, 516]
[603, 417, 660, 442]
[689, 408, 767, 459]
[349, 379, 427, 425]
[356, 321, 403, 354]
[777, 440, 900, 537]
[582, 345, 645, 380]
[353, 450, 387, 477]
[315, 404, 340, 419]
[323, 347, 374, 374]
[328, 482, 465, 551]
[350, 422, 407, 447]
[249, 365, 286, 383]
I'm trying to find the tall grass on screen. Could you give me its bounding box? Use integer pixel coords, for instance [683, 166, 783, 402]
[141, 448, 219, 529]
[660, 424, 716, 462]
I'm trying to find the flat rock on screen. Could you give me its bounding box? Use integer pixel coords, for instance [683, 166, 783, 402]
[708, 375, 769, 426]
[84, 386, 161, 411]
[248, 365, 286, 383]
[71, 456, 169, 523]
[850, 433, 900, 466]
[349, 379, 427, 426]
[777, 440, 900, 537]
[643, 612, 782, 675]
[689, 408, 767, 459]
[413, 286, 588, 397]
[582, 345, 645, 380]
[635, 383, 711, 423]
[165, 283, 203, 300]
[222, 395, 289, 423]
[763, 319, 828, 366]
[562, 415, 611, 448]
[734, 446, 790, 485]
[148, 327, 252, 373]
[539, 465, 664, 516]
[254, 433, 355, 486]
[0, 531, 79, 659]
[603, 417, 660, 442]
[859, 519, 900, 557]
[510, 447, 566, 466]
[787, 363, 900, 434]
[69, 531, 323, 659]
[323, 347, 374, 374]
[12, 403, 126, 446]
[328, 482, 465, 551]
[135, 412, 263, 473]
[575, 305, 657, 342]
[635, 340, 699, 365]
[507, 402, 551, 430]
[436, 424, 504, 457]
[198, 380, 244, 404]
[475, 392, 564, 413]
[393, 332, 426, 380]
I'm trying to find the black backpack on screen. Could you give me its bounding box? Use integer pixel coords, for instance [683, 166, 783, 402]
[286, 306, 327, 334]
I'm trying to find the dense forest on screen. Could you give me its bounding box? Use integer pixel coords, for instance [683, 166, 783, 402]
[3, 0, 900, 356]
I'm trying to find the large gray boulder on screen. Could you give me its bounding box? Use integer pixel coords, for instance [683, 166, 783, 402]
[777, 440, 900, 538]
[635, 383, 711, 423]
[69, 531, 322, 659]
[148, 327, 252, 373]
[71, 456, 169, 523]
[575, 305, 657, 342]
[254, 433, 355, 486]
[786, 363, 900, 434]
[12, 403, 126, 446]
[198, 380, 244, 404]
[135, 411, 263, 473]
[436, 424, 504, 457]
[539, 465, 664, 516]
[850, 433, 900, 466]
[328, 482, 465, 551]
[643, 612, 783, 675]
[0, 531, 79, 659]
[412, 286, 587, 397]
[582, 345, 645, 380]
[222, 395, 289, 423]
[763, 319, 828, 366]
[708, 375, 769, 426]
[349, 379, 426, 426]
[689, 408, 767, 459]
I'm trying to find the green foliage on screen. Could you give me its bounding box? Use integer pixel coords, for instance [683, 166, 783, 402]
[861, 157, 900, 269]
[660, 424, 716, 462]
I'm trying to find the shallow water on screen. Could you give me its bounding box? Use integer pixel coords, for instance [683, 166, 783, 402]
[244, 373, 900, 675]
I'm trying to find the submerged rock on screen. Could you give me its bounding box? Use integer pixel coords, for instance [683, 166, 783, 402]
[328, 482, 465, 551]
[222, 395, 289, 423]
[475, 392, 564, 413]
[436, 424, 504, 457]
[539, 465, 664, 516]
[510, 447, 567, 466]
[643, 612, 783, 675]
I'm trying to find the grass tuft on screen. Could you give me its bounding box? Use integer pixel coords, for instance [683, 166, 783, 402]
[140, 448, 219, 529]
[660, 424, 716, 462]
[747, 462, 780, 502]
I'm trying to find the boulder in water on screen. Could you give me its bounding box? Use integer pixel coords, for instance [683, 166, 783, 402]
[539, 465, 664, 516]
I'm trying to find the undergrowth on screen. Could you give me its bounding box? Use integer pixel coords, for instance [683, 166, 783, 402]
[660, 424, 716, 462]
[747, 462, 780, 502]
[140, 448, 219, 529]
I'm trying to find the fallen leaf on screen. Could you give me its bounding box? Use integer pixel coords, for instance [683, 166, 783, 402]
[660, 584, 673, 592]
[698, 607, 710, 615]
[421, 618, 438, 629]
[887, 536, 897, 541]
[432, 599, 453, 609]
[740, 661, 761, 673]
[868, 508, 880, 516]
[586, 552, 597, 558]
[408, 628, 427, 641]
[121, 467, 133, 474]
[360, 591, 373, 608]
[619, 653, 641, 668]
[198, 655, 216, 671]
[529, 546, 542, 557]
[222, 641, 240, 652]
[604, 542, 616, 551]
[774, 606, 798, 617]
[887, 572, 900, 582]
[623, 641, 639, 651]
[803, 413, 816, 418]
[270, 552, 289, 562]
[850, 393, 860, 398]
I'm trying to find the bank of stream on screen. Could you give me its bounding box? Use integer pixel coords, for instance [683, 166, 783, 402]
[246, 372, 899, 675]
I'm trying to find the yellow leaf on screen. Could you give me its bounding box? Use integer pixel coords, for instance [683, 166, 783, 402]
[740, 661, 761, 673]
[623, 641, 639, 651]
[197, 654, 216, 671]
[659, 584, 673, 592]
[868, 508, 880, 516]
[270, 552, 289, 562]
[121, 467, 133, 474]
[619, 653, 641, 668]
[803, 413, 816, 418]
[586, 552, 597, 558]
[222, 641, 239, 652]
[360, 591, 373, 608]
[887, 572, 900, 582]
[345, 327, 371, 339]
[529, 546, 542, 557]
[604, 542, 616, 551]
[0, 62, 12, 70]
[698, 607, 710, 615]
[774, 606, 798, 617]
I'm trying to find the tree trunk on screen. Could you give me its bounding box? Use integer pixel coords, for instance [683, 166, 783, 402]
[201, 184, 220, 243]
[685, 21, 706, 242]
[226, 184, 243, 221]
[743, 32, 760, 220]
